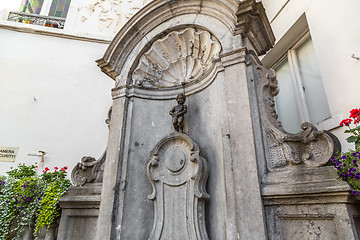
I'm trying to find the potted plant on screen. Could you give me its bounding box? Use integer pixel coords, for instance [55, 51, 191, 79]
[0, 164, 71, 239]
[332, 108, 360, 195]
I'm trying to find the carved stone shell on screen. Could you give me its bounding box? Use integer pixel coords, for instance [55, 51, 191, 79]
[132, 28, 221, 88]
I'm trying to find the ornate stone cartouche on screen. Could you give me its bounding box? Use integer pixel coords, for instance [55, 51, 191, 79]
[147, 133, 209, 240]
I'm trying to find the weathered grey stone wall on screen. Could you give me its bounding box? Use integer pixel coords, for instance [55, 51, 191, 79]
[91, 1, 275, 239]
[58, 184, 101, 240]
[114, 72, 228, 239]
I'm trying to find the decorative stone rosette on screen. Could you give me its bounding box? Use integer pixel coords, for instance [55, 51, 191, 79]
[147, 133, 209, 240]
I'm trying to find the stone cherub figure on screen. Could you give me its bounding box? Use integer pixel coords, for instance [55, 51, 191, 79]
[169, 93, 187, 133]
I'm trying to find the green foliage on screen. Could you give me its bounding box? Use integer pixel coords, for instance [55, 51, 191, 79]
[0, 164, 71, 239]
[35, 175, 71, 233]
[339, 108, 360, 148]
[0, 177, 17, 239]
[332, 149, 360, 195]
[6, 164, 37, 179]
[335, 108, 360, 194]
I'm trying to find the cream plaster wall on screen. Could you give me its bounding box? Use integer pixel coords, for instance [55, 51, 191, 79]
[262, 0, 360, 151]
[0, 0, 154, 176]
[65, 0, 151, 37]
[0, 29, 113, 175]
[0, 0, 152, 39]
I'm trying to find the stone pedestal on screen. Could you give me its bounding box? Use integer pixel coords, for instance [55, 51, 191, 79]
[58, 184, 101, 240]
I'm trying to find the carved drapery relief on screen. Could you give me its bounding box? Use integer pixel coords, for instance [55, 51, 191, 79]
[132, 28, 221, 89]
[147, 133, 209, 240]
[252, 59, 340, 169]
[79, 0, 150, 33]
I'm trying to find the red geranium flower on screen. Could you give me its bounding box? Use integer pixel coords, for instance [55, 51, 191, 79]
[350, 108, 360, 118]
[44, 167, 50, 171]
[340, 118, 353, 126]
[54, 167, 58, 170]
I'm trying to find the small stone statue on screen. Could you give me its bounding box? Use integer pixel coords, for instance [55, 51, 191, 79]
[169, 93, 187, 132]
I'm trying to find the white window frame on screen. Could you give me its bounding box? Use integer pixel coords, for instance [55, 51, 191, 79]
[19, 0, 69, 18]
[262, 14, 341, 131]
[273, 32, 313, 125]
[39, 0, 52, 16]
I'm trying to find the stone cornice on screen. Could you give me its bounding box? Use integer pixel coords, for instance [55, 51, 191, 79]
[235, 0, 275, 55]
[263, 191, 353, 205]
[220, 47, 247, 67]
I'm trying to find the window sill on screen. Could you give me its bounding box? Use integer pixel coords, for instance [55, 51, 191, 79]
[0, 16, 112, 44]
[8, 11, 66, 29]
[314, 114, 343, 131]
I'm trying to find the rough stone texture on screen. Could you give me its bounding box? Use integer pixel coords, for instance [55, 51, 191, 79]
[264, 194, 360, 240]
[247, 46, 360, 239]
[58, 184, 101, 240]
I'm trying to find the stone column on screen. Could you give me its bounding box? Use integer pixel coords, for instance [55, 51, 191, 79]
[95, 97, 127, 240]
[220, 49, 267, 239]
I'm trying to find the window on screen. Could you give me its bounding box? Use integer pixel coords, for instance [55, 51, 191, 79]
[7, 0, 72, 29]
[19, 0, 44, 15]
[48, 0, 72, 18]
[19, 0, 71, 18]
[273, 33, 331, 133]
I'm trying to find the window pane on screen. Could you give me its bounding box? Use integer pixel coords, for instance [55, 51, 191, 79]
[275, 58, 302, 133]
[296, 37, 331, 124]
[19, 0, 44, 14]
[48, 0, 71, 18]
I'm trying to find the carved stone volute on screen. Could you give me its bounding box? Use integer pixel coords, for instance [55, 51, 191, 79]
[253, 61, 340, 169]
[71, 106, 112, 185]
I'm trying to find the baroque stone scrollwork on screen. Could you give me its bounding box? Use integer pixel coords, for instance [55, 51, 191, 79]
[253, 61, 340, 169]
[147, 133, 209, 240]
[132, 28, 221, 89]
[71, 106, 112, 185]
[71, 153, 106, 186]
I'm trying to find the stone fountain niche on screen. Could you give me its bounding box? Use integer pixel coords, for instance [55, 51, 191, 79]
[58, 0, 360, 239]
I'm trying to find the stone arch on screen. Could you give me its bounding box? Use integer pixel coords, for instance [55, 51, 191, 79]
[97, 0, 240, 80]
[97, 5, 243, 100]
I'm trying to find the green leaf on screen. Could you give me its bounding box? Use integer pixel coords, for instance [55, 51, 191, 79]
[346, 136, 358, 143]
[356, 141, 360, 148]
[345, 130, 351, 133]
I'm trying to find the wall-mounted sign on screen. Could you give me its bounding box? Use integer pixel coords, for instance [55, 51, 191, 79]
[0, 147, 19, 162]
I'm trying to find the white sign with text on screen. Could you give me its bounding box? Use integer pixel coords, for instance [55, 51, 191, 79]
[0, 147, 19, 162]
